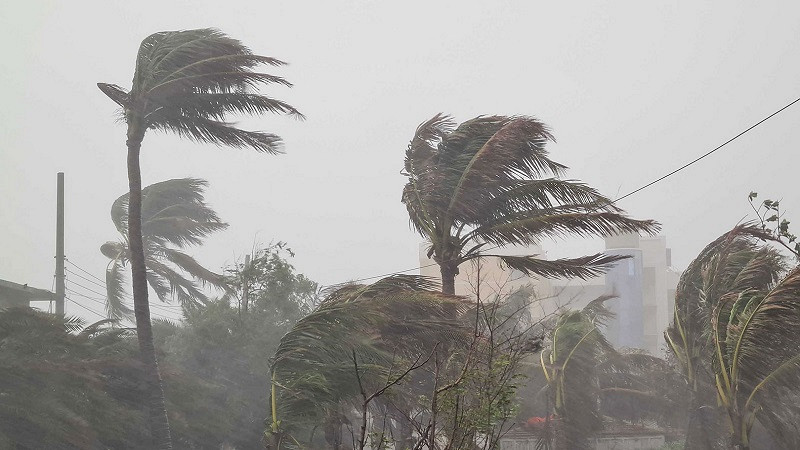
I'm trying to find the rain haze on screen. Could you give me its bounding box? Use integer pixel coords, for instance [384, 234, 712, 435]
[4, 2, 800, 449]
[3, 2, 800, 320]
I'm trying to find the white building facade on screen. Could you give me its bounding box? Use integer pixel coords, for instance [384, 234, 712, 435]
[419, 235, 681, 356]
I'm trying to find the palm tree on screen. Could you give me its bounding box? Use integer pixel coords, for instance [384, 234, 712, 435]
[401, 114, 659, 295]
[270, 275, 474, 448]
[538, 297, 614, 450]
[101, 178, 229, 319]
[98, 28, 302, 448]
[665, 224, 784, 450]
[710, 266, 800, 450]
[667, 224, 800, 449]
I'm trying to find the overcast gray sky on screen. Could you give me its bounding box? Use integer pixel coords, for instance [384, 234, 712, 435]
[2, 1, 800, 320]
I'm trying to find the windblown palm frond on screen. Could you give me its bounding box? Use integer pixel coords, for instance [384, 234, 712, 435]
[98, 28, 302, 154]
[401, 114, 659, 294]
[102, 178, 228, 318]
[271, 275, 474, 437]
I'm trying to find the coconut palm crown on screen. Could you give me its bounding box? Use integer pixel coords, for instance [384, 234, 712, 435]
[98, 28, 303, 152]
[101, 178, 229, 319]
[401, 114, 660, 294]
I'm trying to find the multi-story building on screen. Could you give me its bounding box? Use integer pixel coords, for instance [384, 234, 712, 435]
[419, 234, 681, 355]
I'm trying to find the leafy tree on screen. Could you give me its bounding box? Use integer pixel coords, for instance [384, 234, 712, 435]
[101, 178, 228, 319]
[222, 241, 318, 316]
[160, 243, 316, 449]
[748, 192, 800, 260]
[401, 114, 659, 294]
[98, 28, 301, 447]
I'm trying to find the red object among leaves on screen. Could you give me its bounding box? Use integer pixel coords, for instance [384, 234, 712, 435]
[526, 416, 554, 427]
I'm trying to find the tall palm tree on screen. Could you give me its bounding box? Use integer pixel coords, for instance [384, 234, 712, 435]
[401, 114, 659, 295]
[98, 28, 302, 448]
[665, 224, 783, 450]
[101, 178, 229, 319]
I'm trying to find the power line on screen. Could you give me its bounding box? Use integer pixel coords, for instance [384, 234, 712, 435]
[614, 95, 800, 203]
[65, 267, 106, 290]
[65, 287, 180, 317]
[322, 95, 800, 290]
[65, 259, 106, 284]
[65, 259, 201, 310]
[66, 288, 176, 321]
[64, 296, 106, 319]
[65, 268, 182, 313]
[65, 278, 108, 299]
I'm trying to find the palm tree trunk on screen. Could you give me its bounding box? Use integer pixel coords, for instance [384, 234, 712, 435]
[440, 263, 458, 295]
[684, 389, 722, 450]
[127, 131, 173, 449]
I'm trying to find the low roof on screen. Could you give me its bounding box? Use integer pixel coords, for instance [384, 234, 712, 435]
[0, 279, 57, 302]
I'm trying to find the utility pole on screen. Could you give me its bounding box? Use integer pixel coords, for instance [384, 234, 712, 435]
[55, 172, 65, 315]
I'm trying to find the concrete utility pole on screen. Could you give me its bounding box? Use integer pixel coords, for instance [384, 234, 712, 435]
[55, 172, 65, 315]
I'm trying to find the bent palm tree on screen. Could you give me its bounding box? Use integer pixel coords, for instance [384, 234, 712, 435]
[270, 275, 473, 448]
[669, 224, 800, 449]
[401, 114, 659, 294]
[539, 297, 614, 450]
[98, 28, 301, 449]
[101, 178, 228, 319]
[665, 224, 784, 450]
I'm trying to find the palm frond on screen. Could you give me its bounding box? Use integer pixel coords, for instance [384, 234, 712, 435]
[483, 178, 617, 219]
[442, 116, 560, 219]
[78, 319, 120, 338]
[105, 259, 132, 320]
[729, 267, 800, 404]
[149, 113, 284, 153]
[162, 249, 226, 288]
[494, 253, 631, 280]
[146, 258, 209, 307]
[542, 302, 614, 450]
[470, 208, 659, 246]
[151, 92, 304, 121]
[146, 269, 171, 302]
[96, 83, 130, 108]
